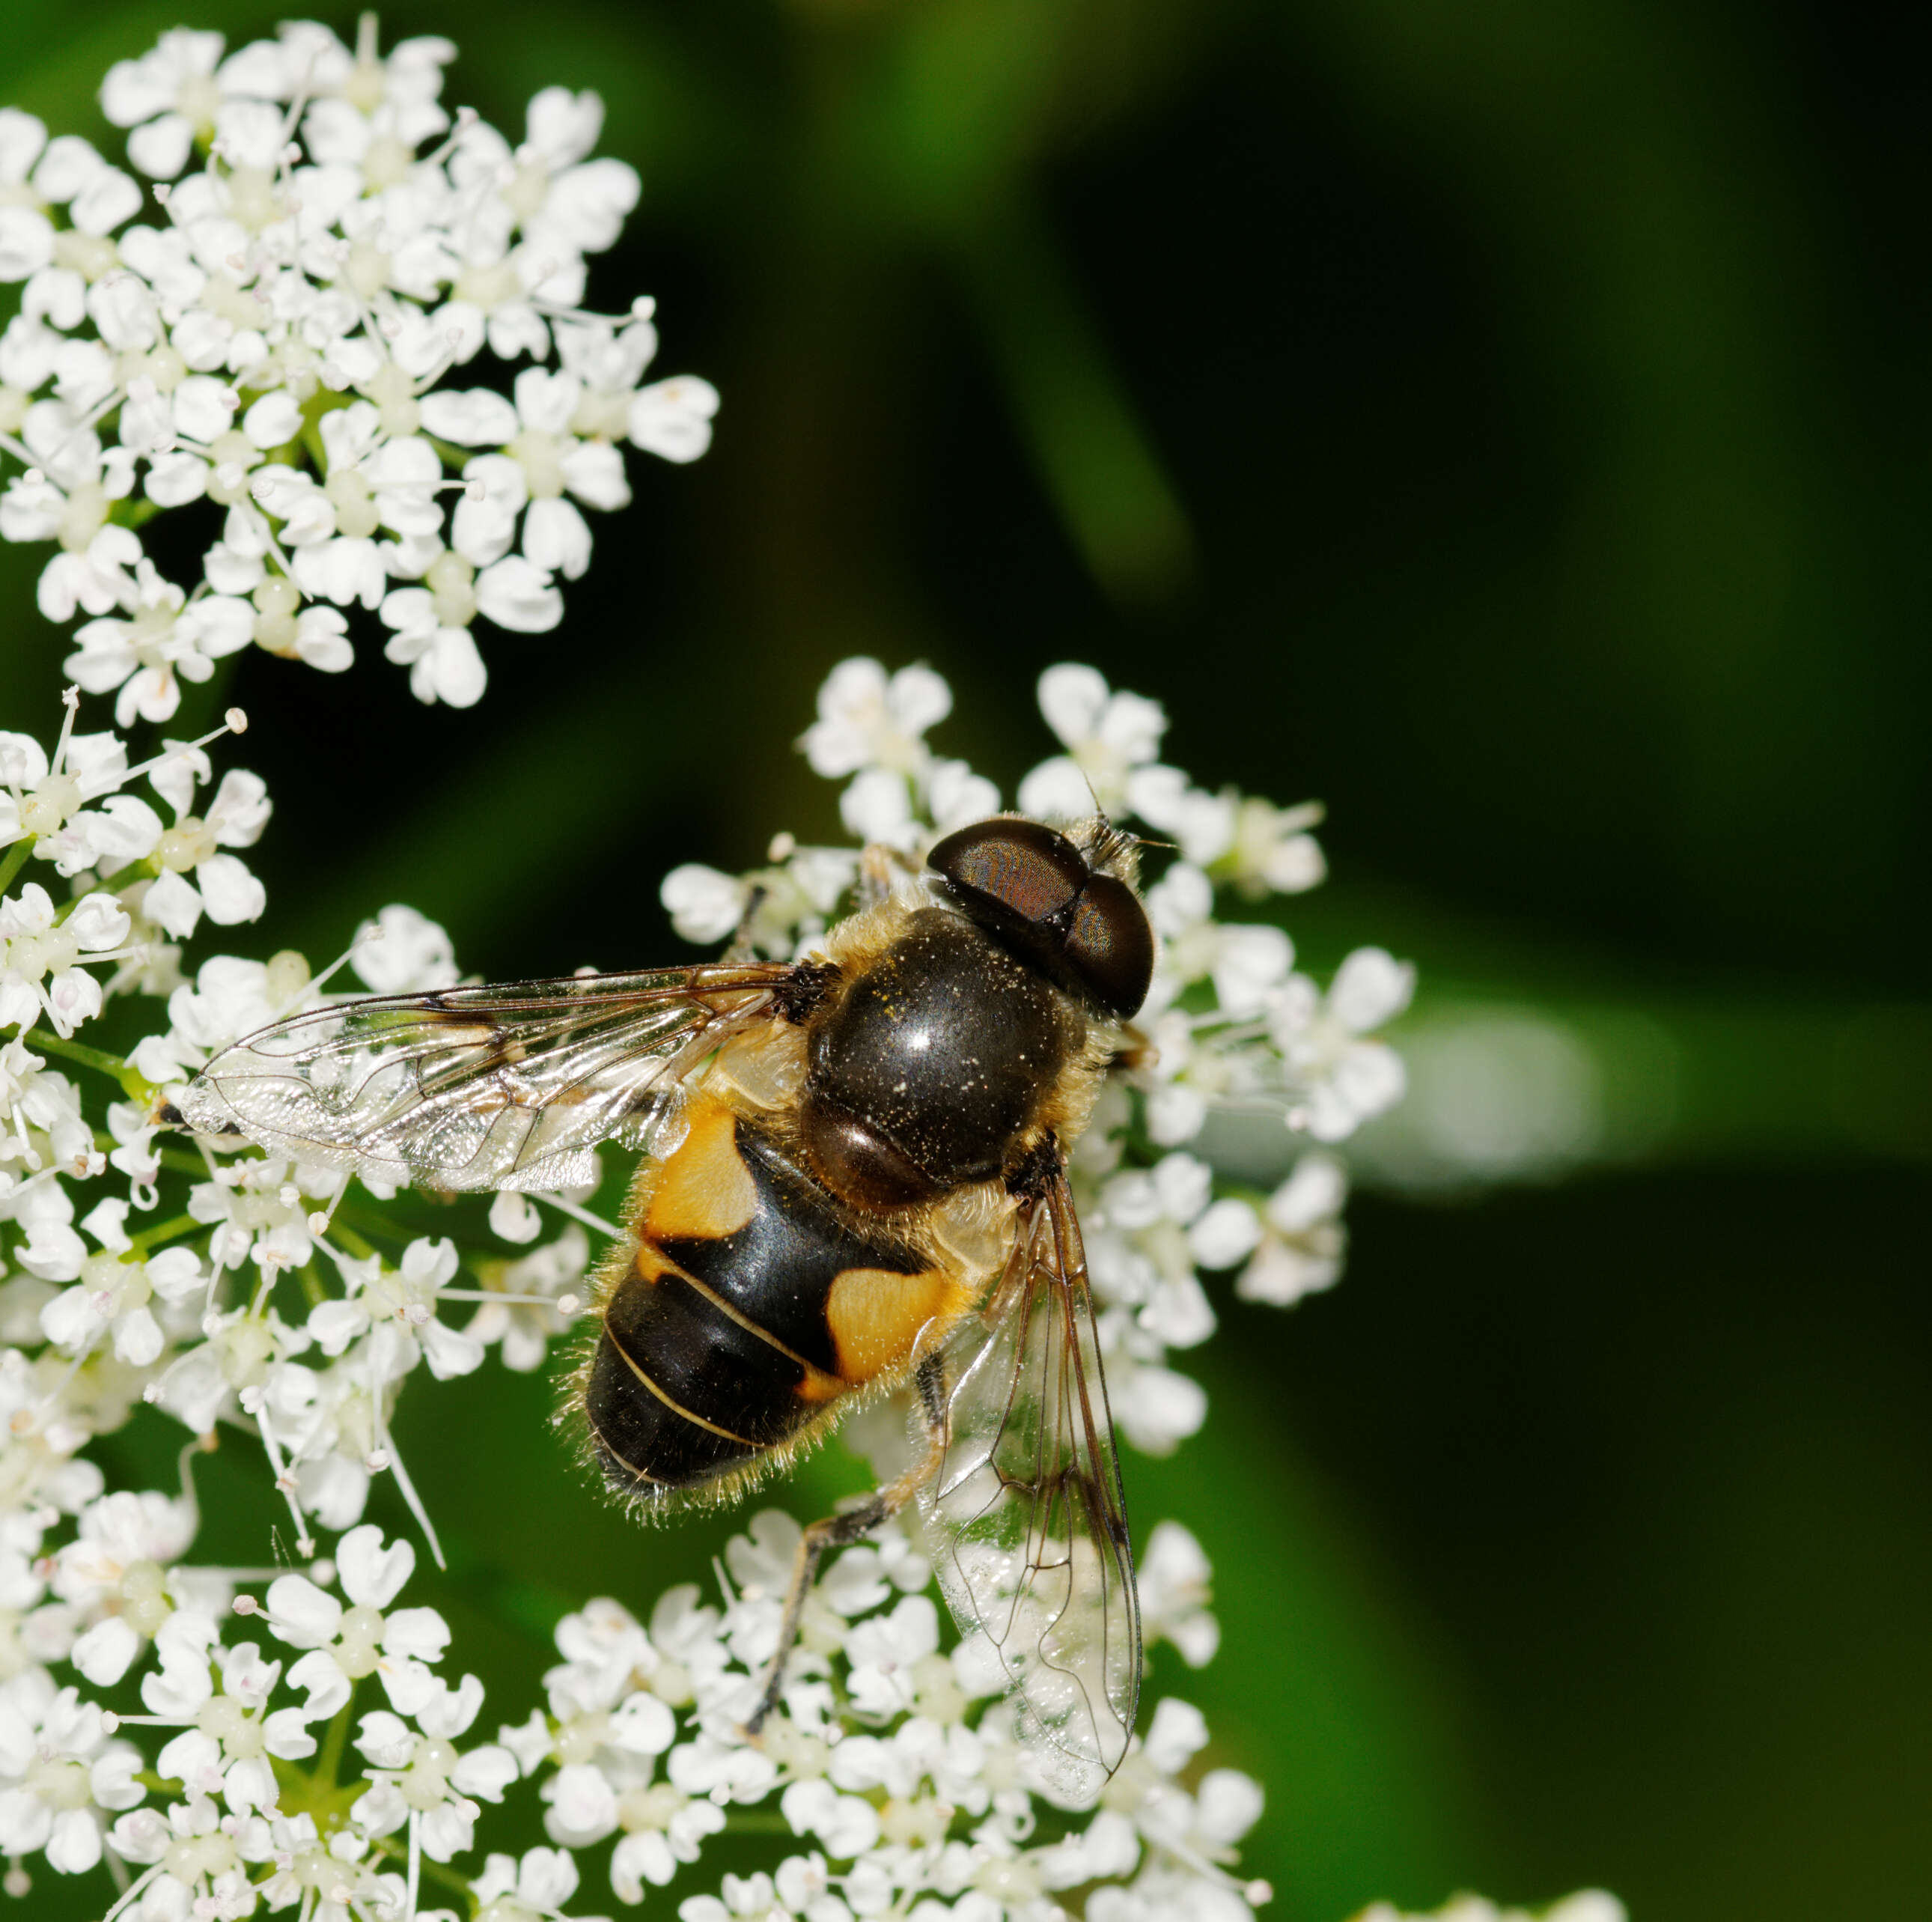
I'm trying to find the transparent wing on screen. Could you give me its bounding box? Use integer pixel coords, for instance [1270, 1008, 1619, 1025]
[171, 963, 796, 1193]
[920, 1164, 1141, 1806]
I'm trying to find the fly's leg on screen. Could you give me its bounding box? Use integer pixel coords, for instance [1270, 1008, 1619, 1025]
[721, 884, 770, 963]
[857, 841, 924, 909]
[1110, 1021, 1159, 1074]
[746, 1356, 947, 1736]
[858, 845, 895, 907]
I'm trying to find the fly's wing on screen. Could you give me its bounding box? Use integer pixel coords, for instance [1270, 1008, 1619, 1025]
[920, 1165, 1141, 1806]
[171, 963, 796, 1193]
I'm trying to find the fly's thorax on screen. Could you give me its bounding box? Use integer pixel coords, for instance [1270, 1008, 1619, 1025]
[799, 906, 1083, 1206]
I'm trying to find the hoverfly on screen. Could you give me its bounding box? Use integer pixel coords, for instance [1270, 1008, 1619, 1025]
[172, 815, 1156, 1803]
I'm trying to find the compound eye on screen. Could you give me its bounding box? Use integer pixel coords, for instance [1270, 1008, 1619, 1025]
[1062, 872, 1154, 1018]
[928, 818, 1088, 931]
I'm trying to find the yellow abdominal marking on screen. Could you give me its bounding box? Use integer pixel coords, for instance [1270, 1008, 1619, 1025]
[825, 1266, 966, 1383]
[642, 1095, 757, 1241]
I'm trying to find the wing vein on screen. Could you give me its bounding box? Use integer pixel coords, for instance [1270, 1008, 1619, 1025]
[919, 1152, 1141, 1805]
[175, 965, 794, 1193]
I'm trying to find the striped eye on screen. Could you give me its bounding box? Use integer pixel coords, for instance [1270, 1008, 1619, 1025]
[927, 818, 1154, 1020]
[927, 818, 1087, 931]
[1062, 872, 1153, 1020]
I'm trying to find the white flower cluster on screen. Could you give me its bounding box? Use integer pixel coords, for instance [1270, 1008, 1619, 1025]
[1354, 1896, 1627, 1922]
[0, 675, 597, 1902]
[1, 19, 716, 714]
[666, 659, 1413, 1459]
[1, 1497, 1261, 1921]
[517, 1508, 1264, 1922]
[0, 653, 1447, 1919]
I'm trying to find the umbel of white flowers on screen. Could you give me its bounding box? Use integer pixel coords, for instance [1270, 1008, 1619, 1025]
[0, 18, 716, 716]
[0, 632, 1448, 1919]
[0, 27, 1620, 1922]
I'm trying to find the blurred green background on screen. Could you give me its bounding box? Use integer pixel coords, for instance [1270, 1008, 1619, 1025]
[7, 2, 1932, 1918]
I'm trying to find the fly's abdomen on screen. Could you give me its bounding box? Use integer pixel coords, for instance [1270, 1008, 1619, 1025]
[585, 1093, 966, 1494]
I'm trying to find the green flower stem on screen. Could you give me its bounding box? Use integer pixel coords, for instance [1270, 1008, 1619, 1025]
[328, 1216, 378, 1261]
[127, 1212, 202, 1254]
[314, 1688, 357, 1791]
[371, 1834, 475, 1900]
[298, 389, 354, 474]
[719, 1810, 794, 1834]
[19, 1028, 125, 1075]
[17, 1027, 156, 1103]
[0, 837, 32, 897]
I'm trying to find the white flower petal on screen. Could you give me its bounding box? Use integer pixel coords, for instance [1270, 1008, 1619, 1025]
[451, 1742, 517, 1801]
[142, 867, 204, 940]
[287, 1649, 352, 1720]
[128, 114, 195, 181]
[544, 1761, 617, 1840]
[1267, 1153, 1348, 1232]
[45, 1804, 102, 1874]
[628, 376, 717, 463]
[73, 168, 141, 237]
[243, 390, 302, 449]
[195, 853, 266, 925]
[1328, 946, 1416, 1033]
[112, 1304, 164, 1366]
[353, 1709, 415, 1770]
[1143, 1694, 1210, 1773]
[352, 904, 458, 994]
[382, 1606, 451, 1662]
[1015, 755, 1096, 824]
[420, 388, 519, 445]
[338, 1524, 415, 1609]
[522, 496, 591, 580]
[0, 207, 55, 282]
[660, 864, 746, 946]
[265, 1575, 344, 1649]
[1188, 1198, 1264, 1270]
[1037, 663, 1112, 746]
[0, 109, 48, 180]
[473, 555, 561, 633]
[71, 1615, 140, 1686]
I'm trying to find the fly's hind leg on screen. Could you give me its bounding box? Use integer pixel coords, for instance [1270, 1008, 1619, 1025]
[746, 1357, 948, 1736]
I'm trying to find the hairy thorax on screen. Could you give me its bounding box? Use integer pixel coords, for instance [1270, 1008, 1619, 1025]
[800, 907, 1084, 1208]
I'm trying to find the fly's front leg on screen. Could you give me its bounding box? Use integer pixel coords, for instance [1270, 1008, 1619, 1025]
[722, 884, 770, 963]
[1110, 1021, 1158, 1074]
[746, 1357, 948, 1736]
[857, 841, 923, 909]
